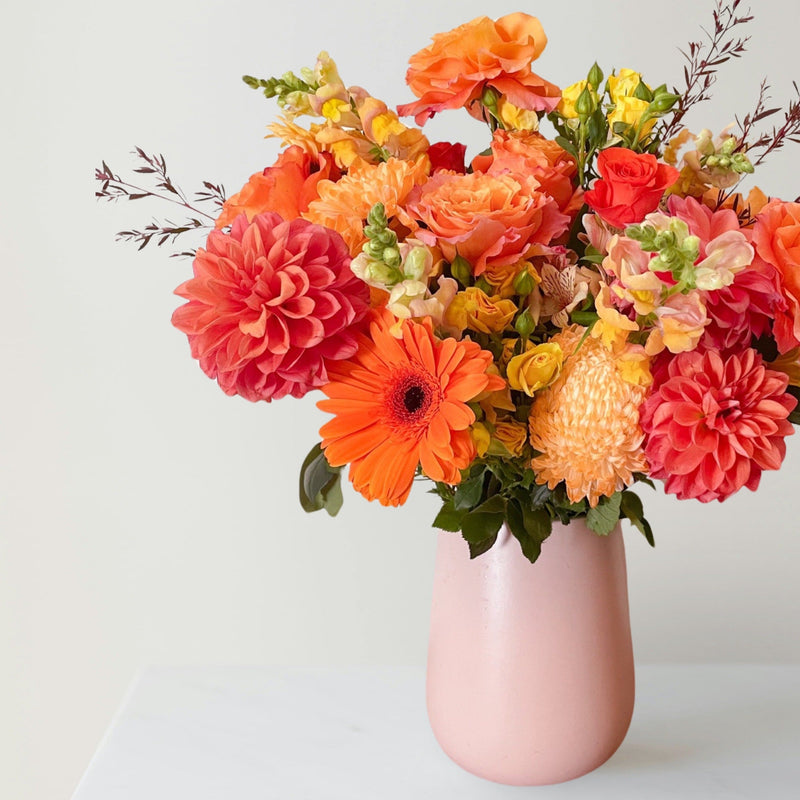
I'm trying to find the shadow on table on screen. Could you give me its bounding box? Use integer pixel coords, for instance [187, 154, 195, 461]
[604, 692, 800, 773]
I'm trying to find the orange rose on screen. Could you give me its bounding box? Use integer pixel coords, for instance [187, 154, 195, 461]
[584, 148, 680, 229]
[215, 146, 339, 228]
[753, 200, 800, 351]
[473, 130, 582, 217]
[404, 170, 569, 276]
[396, 13, 561, 125]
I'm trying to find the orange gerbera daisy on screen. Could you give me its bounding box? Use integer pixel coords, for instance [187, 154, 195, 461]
[529, 326, 648, 506]
[318, 309, 505, 506]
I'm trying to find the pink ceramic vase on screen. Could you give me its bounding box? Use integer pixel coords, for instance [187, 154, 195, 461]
[427, 520, 634, 785]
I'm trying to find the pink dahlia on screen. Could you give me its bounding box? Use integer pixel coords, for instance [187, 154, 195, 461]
[172, 212, 370, 402]
[641, 349, 796, 502]
[702, 263, 786, 350]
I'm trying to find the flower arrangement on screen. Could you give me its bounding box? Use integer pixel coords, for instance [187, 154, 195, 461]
[97, 1, 800, 563]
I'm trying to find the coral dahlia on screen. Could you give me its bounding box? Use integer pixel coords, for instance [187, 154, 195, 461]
[641, 349, 796, 502]
[529, 327, 649, 506]
[318, 310, 505, 506]
[172, 212, 370, 402]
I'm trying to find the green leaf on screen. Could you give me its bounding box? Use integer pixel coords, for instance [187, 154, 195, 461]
[585, 492, 622, 536]
[299, 443, 343, 515]
[432, 501, 465, 532]
[461, 495, 506, 545]
[319, 472, 343, 517]
[620, 490, 655, 547]
[468, 532, 498, 559]
[506, 499, 552, 564]
[633, 472, 656, 490]
[453, 471, 486, 510]
[554, 135, 578, 157]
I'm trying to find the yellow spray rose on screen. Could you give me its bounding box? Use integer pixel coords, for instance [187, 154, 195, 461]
[558, 80, 590, 119]
[497, 97, 539, 131]
[607, 69, 644, 103]
[493, 418, 529, 457]
[608, 95, 655, 135]
[607, 70, 655, 135]
[506, 341, 564, 396]
[445, 287, 517, 334]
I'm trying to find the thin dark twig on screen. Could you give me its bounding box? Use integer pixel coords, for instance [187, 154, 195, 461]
[662, 0, 753, 141]
[95, 147, 227, 254]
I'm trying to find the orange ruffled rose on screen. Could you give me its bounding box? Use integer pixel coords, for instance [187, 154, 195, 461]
[472, 130, 583, 217]
[318, 309, 505, 506]
[397, 13, 561, 126]
[215, 146, 340, 228]
[529, 326, 648, 506]
[752, 200, 800, 352]
[405, 170, 569, 276]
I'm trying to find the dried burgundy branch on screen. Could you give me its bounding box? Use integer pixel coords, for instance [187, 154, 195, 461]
[748, 82, 800, 166]
[661, 0, 753, 141]
[95, 148, 227, 254]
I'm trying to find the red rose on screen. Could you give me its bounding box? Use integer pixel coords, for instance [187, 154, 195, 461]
[428, 141, 467, 174]
[584, 148, 679, 229]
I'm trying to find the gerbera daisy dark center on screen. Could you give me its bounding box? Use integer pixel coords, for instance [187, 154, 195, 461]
[387, 370, 439, 428]
[403, 385, 427, 413]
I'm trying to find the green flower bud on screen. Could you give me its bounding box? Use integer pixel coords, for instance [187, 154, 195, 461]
[513, 269, 536, 297]
[575, 86, 596, 118]
[367, 202, 388, 229]
[481, 86, 499, 112]
[647, 93, 680, 114]
[587, 62, 604, 88]
[382, 247, 401, 269]
[732, 153, 755, 174]
[514, 308, 536, 338]
[719, 136, 737, 156]
[450, 255, 473, 287]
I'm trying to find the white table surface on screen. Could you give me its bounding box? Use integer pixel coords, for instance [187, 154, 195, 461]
[72, 664, 800, 799]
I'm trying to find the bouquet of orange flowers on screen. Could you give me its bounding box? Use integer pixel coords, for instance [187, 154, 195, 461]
[98, 2, 800, 563]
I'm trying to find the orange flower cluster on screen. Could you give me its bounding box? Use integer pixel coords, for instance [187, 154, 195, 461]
[154, 10, 800, 542]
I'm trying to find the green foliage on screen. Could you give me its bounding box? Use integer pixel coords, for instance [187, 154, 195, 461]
[620, 490, 656, 547]
[298, 443, 344, 517]
[586, 492, 623, 536]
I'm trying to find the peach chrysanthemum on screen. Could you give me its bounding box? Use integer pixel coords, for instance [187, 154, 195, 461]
[303, 157, 429, 255]
[529, 326, 649, 506]
[318, 309, 505, 506]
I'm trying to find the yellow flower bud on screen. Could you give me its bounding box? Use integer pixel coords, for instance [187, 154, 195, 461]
[506, 342, 564, 396]
[445, 288, 517, 335]
[493, 418, 529, 457]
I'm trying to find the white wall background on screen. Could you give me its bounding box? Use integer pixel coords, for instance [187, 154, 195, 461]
[2, 0, 799, 797]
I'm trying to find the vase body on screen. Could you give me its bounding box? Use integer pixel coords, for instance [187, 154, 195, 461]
[427, 520, 634, 786]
